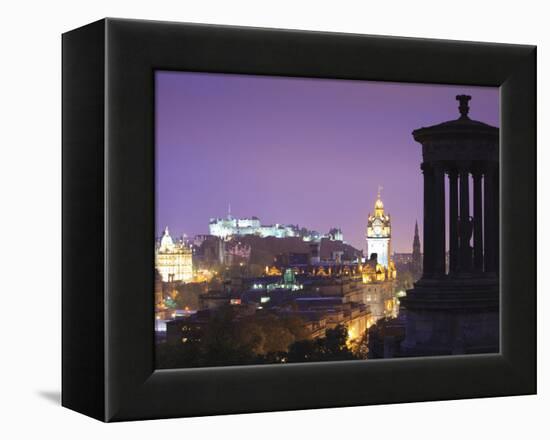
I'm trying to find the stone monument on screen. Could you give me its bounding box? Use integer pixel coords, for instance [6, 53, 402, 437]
[400, 95, 500, 356]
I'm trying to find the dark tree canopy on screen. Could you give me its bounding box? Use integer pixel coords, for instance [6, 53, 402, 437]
[157, 310, 362, 368]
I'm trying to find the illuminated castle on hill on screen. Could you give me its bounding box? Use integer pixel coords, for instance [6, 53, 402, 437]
[209, 215, 298, 239]
[208, 206, 343, 242]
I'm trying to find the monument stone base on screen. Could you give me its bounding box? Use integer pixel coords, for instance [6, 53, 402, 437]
[400, 277, 499, 356]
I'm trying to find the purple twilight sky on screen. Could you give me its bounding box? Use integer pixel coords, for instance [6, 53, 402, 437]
[156, 71, 499, 253]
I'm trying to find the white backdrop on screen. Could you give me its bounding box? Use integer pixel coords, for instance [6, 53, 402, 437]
[0, 0, 546, 437]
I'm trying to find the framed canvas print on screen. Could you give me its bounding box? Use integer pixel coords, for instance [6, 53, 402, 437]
[62, 18, 536, 422]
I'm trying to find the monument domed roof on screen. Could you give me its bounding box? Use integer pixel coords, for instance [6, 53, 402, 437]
[412, 95, 498, 143]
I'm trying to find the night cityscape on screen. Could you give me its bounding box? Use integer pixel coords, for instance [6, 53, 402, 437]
[155, 72, 500, 368]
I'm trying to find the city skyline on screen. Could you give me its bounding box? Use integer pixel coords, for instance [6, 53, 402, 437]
[156, 71, 499, 252]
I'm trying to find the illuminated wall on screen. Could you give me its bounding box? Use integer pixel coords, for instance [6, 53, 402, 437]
[209, 214, 347, 244]
[209, 215, 305, 239]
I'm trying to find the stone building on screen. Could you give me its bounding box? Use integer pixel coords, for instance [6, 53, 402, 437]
[291, 299, 371, 344]
[359, 253, 397, 321]
[362, 279, 397, 321]
[155, 227, 193, 282]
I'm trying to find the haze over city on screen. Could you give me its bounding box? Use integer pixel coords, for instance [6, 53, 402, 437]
[156, 71, 499, 252]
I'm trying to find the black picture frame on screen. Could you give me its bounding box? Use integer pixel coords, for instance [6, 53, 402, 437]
[62, 18, 536, 422]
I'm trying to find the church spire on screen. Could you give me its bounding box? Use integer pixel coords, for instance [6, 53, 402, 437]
[411, 220, 422, 278]
[413, 220, 420, 249]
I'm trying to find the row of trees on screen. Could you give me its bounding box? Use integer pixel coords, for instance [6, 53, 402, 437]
[157, 307, 366, 369]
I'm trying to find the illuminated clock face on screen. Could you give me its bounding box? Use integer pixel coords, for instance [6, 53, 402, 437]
[373, 220, 383, 235]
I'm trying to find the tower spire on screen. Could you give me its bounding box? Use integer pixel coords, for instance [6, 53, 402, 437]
[411, 220, 422, 278]
[374, 186, 384, 216]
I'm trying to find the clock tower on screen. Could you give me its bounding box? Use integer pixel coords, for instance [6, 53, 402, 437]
[366, 188, 392, 268]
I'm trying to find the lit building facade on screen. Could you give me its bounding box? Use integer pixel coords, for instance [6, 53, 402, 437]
[155, 227, 193, 283]
[360, 255, 397, 320]
[366, 190, 392, 268]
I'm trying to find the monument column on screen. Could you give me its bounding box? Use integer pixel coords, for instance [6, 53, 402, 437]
[484, 162, 495, 274]
[421, 162, 434, 278]
[473, 170, 484, 272]
[493, 165, 500, 274]
[433, 163, 446, 276]
[448, 169, 459, 275]
[459, 164, 471, 272]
